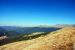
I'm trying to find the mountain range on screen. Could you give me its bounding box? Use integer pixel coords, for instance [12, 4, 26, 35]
[0, 24, 75, 37]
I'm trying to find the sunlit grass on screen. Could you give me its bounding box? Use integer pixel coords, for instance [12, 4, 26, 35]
[0, 27, 75, 50]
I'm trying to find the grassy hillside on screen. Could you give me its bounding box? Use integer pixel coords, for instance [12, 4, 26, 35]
[0, 32, 49, 46]
[0, 27, 75, 50]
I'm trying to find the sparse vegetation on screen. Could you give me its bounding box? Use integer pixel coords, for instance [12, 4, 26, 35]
[0, 32, 49, 46]
[12, 32, 49, 41]
[0, 27, 75, 50]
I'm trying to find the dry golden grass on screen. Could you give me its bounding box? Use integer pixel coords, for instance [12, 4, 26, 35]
[0, 27, 75, 50]
[0, 35, 45, 50]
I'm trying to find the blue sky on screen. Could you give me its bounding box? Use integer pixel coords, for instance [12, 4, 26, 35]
[0, 0, 75, 26]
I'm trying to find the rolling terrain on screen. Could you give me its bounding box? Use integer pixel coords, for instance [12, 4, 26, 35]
[0, 26, 60, 36]
[0, 26, 60, 46]
[0, 27, 75, 50]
